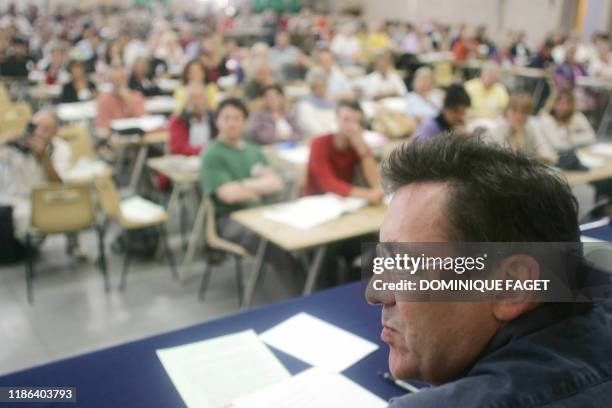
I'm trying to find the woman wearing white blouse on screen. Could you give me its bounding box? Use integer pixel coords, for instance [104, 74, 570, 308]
[538, 89, 596, 152]
[405, 67, 442, 124]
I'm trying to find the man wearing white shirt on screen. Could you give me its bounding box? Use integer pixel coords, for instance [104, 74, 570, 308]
[361, 53, 407, 100]
[315, 48, 355, 102]
[330, 25, 362, 66]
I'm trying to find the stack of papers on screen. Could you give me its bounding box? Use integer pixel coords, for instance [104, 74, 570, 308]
[160, 155, 201, 173]
[57, 101, 97, 122]
[111, 115, 167, 133]
[379, 97, 408, 113]
[263, 194, 367, 229]
[577, 152, 605, 168]
[120, 196, 166, 223]
[157, 330, 290, 408]
[145, 96, 178, 114]
[63, 158, 108, 182]
[232, 367, 386, 408]
[259, 312, 379, 373]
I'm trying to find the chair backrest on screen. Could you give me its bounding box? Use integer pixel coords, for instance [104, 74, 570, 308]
[205, 200, 249, 257]
[434, 60, 454, 87]
[94, 176, 123, 223]
[0, 83, 10, 109]
[57, 126, 96, 165]
[0, 101, 32, 135]
[31, 183, 96, 234]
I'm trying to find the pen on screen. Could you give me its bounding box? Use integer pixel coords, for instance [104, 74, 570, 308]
[378, 371, 421, 393]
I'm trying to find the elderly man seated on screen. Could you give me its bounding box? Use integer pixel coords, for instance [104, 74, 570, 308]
[464, 62, 509, 118]
[0, 111, 85, 259]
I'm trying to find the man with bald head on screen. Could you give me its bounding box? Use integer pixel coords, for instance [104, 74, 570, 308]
[0, 110, 70, 241]
[168, 81, 216, 156]
[367, 134, 612, 407]
[464, 62, 509, 118]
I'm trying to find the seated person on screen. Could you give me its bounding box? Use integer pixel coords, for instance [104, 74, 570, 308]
[314, 47, 355, 102]
[243, 62, 276, 104]
[169, 82, 216, 156]
[0, 37, 32, 78]
[464, 62, 509, 118]
[295, 68, 338, 139]
[485, 93, 557, 163]
[60, 60, 97, 103]
[539, 89, 596, 152]
[247, 85, 302, 145]
[0, 111, 83, 257]
[269, 31, 309, 82]
[361, 52, 408, 101]
[128, 57, 162, 97]
[369, 134, 612, 407]
[405, 66, 442, 124]
[95, 65, 146, 134]
[201, 98, 294, 272]
[305, 101, 383, 204]
[173, 59, 218, 114]
[43, 46, 68, 85]
[414, 84, 471, 140]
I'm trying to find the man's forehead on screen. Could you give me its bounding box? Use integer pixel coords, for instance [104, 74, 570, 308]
[380, 181, 452, 243]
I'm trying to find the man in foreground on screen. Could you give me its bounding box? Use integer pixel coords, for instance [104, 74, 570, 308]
[368, 134, 612, 407]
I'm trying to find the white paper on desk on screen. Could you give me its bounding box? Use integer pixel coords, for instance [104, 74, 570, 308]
[590, 143, 612, 156]
[263, 194, 366, 230]
[232, 367, 386, 408]
[120, 196, 166, 223]
[577, 152, 605, 168]
[57, 101, 97, 121]
[160, 155, 201, 173]
[259, 312, 378, 373]
[111, 115, 166, 132]
[157, 330, 290, 408]
[145, 96, 178, 114]
[380, 97, 407, 112]
[277, 145, 310, 165]
[63, 158, 108, 182]
[363, 130, 388, 149]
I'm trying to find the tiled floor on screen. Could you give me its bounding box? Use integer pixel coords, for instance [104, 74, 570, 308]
[0, 227, 303, 376]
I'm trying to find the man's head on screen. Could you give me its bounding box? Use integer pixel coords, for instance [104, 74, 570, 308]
[480, 62, 502, 88]
[306, 67, 328, 99]
[275, 31, 290, 48]
[108, 65, 127, 89]
[185, 82, 208, 117]
[336, 101, 364, 140]
[368, 135, 581, 385]
[412, 67, 434, 95]
[262, 84, 284, 112]
[317, 48, 335, 72]
[215, 98, 248, 143]
[375, 52, 393, 74]
[67, 60, 85, 80]
[441, 84, 471, 128]
[32, 110, 59, 143]
[551, 89, 576, 123]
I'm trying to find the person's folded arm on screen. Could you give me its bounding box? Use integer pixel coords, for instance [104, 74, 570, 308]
[215, 181, 260, 204]
[242, 168, 284, 196]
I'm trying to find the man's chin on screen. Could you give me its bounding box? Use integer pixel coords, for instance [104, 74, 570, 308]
[388, 346, 414, 381]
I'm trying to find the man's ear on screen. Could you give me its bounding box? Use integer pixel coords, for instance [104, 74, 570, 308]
[492, 255, 540, 322]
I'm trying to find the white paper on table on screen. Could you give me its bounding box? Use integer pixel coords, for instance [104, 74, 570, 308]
[380, 97, 407, 113]
[360, 100, 377, 119]
[590, 143, 612, 157]
[157, 330, 290, 408]
[263, 194, 367, 230]
[111, 115, 166, 132]
[57, 101, 97, 121]
[259, 312, 378, 373]
[157, 78, 181, 92]
[232, 367, 387, 408]
[120, 196, 166, 223]
[145, 96, 178, 114]
[63, 158, 108, 182]
[160, 155, 201, 173]
[577, 152, 605, 168]
[276, 145, 310, 165]
[363, 130, 388, 149]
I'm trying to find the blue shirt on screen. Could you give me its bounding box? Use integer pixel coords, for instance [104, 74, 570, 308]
[388, 300, 612, 407]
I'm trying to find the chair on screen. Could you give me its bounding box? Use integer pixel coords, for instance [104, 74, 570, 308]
[93, 176, 177, 290]
[25, 183, 109, 303]
[57, 126, 97, 166]
[0, 101, 32, 136]
[198, 200, 251, 305]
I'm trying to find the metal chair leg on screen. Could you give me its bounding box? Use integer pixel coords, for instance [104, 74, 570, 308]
[25, 233, 34, 304]
[160, 225, 178, 280]
[118, 238, 131, 291]
[234, 255, 244, 307]
[96, 225, 110, 293]
[198, 262, 213, 301]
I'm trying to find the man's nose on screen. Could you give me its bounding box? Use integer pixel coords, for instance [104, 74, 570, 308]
[365, 274, 396, 305]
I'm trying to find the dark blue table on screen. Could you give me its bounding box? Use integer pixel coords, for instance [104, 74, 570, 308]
[582, 223, 612, 242]
[0, 283, 404, 407]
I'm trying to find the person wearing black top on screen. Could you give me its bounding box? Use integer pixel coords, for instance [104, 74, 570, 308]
[60, 60, 97, 103]
[128, 57, 162, 97]
[0, 37, 33, 78]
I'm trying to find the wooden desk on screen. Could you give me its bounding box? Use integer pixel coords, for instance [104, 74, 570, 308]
[231, 203, 387, 308]
[562, 146, 612, 185]
[147, 155, 201, 268]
